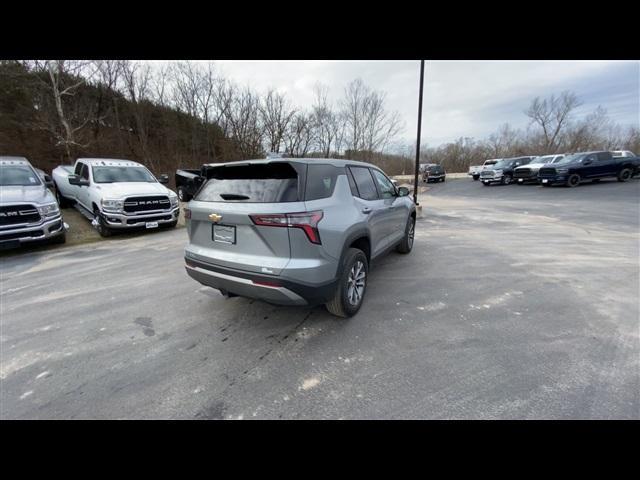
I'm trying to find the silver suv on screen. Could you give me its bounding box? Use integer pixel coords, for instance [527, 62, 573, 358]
[184, 158, 416, 317]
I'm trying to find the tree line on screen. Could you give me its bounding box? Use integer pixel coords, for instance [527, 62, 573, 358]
[412, 91, 639, 173]
[0, 60, 403, 180]
[1, 61, 637, 179]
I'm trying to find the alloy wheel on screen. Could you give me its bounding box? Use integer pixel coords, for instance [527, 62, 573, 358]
[346, 261, 366, 306]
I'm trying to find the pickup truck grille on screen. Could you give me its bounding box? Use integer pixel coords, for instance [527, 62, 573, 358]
[480, 170, 494, 178]
[123, 196, 170, 213]
[0, 204, 41, 227]
[514, 168, 532, 178]
[539, 167, 556, 176]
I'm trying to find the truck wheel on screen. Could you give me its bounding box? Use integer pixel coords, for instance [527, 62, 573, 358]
[501, 174, 513, 185]
[396, 216, 415, 254]
[55, 185, 71, 208]
[325, 248, 368, 318]
[93, 208, 113, 237]
[473, 175, 479, 181]
[165, 220, 178, 229]
[617, 168, 632, 182]
[441, 177, 446, 182]
[566, 174, 581, 187]
[177, 187, 191, 202]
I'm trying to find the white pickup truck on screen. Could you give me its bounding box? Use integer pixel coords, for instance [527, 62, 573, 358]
[468, 159, 501, 180]
[52, 158, 179, 237]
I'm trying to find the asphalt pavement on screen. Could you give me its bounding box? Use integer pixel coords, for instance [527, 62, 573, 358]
[1, 177, 638, 419]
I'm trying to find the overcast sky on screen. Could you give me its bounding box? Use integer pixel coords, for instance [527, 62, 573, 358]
[190, 60, 639, 148]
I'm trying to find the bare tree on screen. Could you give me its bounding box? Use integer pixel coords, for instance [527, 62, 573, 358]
[283, 111, 314, 157]
[121, 61, 155, 168]
[225, 87, 264, 158]
[28, 60, 98, 161]
[260, 88, 296, 153]
[339, 78, 403, 159]
[525, 91, 582, 153]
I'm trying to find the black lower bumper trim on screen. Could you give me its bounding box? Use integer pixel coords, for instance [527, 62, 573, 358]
[185, 257, 339, 306]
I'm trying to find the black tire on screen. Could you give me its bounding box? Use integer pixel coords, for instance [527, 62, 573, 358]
[617, 168, 632, 182]
[473, 175, 480, 181]
[566, 174, 580, 187]
[325, 248, 368, 318]
[396, 215, 415, 254]
[542, 182, 552, 187]
[501, 174, 513, 185]
[55, 185, 71, 208]
[93, 208, 113, 237]
[441, 177, 446, 182]
[177, 186, 191, 202]
[164, 220, 178, 229]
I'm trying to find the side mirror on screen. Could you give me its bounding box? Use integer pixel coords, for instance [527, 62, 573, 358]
[397, 186, 410, 197]
[158, 174, 169, 184]
[68, 174, 89, 186]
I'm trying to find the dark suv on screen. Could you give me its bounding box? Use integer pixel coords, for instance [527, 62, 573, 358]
[184, 158, 417, 317]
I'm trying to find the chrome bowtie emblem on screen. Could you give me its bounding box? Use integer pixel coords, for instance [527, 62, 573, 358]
[209, 213, 222, 223]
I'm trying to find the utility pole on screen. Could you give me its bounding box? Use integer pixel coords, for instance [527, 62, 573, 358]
[413, 60, 425, 205]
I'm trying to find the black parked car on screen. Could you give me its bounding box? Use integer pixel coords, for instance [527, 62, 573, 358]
[538, 151, 638, 187]
[175, 168, 205, 202]
[422, 164, 446, 183]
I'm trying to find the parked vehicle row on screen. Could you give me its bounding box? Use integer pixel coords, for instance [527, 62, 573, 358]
[0, 156, 67, 248]
[476, 151, 639, 187]
[468, 158, 500, 180]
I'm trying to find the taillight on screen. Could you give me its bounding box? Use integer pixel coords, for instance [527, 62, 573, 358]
[250, 210, 323, 244]
[184, 208, 191, 219]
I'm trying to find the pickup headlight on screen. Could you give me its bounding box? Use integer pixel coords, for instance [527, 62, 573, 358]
[38, 202, 60, 218]
[169, 192, 178, 207]
[101, 198, 124, 212]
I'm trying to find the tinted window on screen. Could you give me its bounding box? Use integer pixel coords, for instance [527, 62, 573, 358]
[81, 164, 90, 181]
[597, 152, 611, 161]
[305, 164, 339, 201]
[349, 167, 378, 201]
[196, 162, 299, 203]
[371, 169, 396, 199]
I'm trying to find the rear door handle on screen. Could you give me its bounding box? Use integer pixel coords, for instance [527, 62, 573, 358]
[362, 207, 372, 214]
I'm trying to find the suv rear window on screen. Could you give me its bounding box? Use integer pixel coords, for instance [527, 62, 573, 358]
[305, 164, 340, 201]
[196, 163, 300, 203]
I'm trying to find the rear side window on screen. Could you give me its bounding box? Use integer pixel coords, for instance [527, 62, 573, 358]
[349, 166, 378, 201]
[196, 162, 299, 203]
[305, 164, 340, 201]
[80, 164, 90, 180]
[597, 152, 611, 161]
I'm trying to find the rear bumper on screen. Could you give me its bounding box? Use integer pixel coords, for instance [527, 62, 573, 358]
[101, 207, 180, 229]
[0, 215, 67, 245]
[185, 257, 338, 307]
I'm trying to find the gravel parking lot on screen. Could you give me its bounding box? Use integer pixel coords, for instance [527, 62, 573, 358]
[1, 177, 638, 419]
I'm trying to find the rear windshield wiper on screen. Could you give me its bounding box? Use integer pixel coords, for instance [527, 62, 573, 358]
[219, 193, 250, 200]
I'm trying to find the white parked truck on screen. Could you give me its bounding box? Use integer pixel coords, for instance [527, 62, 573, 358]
[1, 156, 67, 248]
[468, 159, 501, 180]
[52, 158, 179, 237]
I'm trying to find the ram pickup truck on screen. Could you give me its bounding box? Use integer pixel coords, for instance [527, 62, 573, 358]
[513, 154, 565, 184]
[175, 168, 205, 202]
[422, 163, 446, 182]
[1, 156, 67, 248]
[480, 156, 536, 185]
[538, 151, 638, 187]
[53, 158, 179, 237]
[468, 159, 500, 180]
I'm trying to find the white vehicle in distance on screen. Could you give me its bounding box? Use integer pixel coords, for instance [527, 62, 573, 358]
[52, 158, 179, 237]
[468, 158, 501, 181]
[513, 154, 565, 184]
[611, 150, 636, 158]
